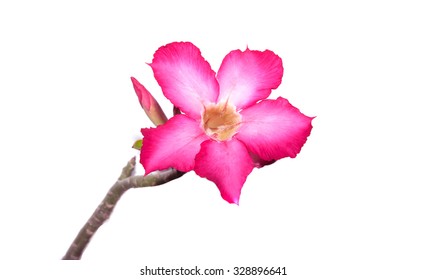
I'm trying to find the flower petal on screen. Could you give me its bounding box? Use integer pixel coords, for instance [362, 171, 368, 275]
[236, 97, 314, 161]
[217, 48, 283, 109]
[150, 42, 219, 119]
[194, 139, 254, 204]
[140, 114, 209, 174]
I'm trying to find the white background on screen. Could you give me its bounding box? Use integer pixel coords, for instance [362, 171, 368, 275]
[1, 0, 425, 279]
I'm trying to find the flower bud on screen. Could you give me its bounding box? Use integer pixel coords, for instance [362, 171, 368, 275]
[131, 77, 168, 126]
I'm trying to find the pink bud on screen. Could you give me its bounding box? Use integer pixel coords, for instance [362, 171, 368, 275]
[131, 77, 168, 126]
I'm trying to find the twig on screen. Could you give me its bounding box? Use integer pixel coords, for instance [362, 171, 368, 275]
[62, 156, 184, 260]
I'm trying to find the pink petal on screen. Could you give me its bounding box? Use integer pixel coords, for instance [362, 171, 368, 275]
[150, 42, 219, 119]
[236, 97, 314, 161]
[194, 139, 254, 204]
[140, 114, 209, 174]
[217, 48, 283, 109]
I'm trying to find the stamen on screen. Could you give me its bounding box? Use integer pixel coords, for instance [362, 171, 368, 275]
[202, 102, 241, 141]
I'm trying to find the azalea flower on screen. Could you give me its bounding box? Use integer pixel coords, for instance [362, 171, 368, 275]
[139, 42, 313, 204]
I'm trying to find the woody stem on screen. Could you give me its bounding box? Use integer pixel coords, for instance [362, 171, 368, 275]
[62, 156, 184, 260]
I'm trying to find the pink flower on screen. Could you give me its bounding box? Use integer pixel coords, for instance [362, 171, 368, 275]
[140, 42, 313, 204]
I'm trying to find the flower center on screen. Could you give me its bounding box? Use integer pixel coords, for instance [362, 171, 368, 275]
[202, 102, 241, 141]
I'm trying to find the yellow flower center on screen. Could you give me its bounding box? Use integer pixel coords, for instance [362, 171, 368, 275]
[202, 102, 241, 141]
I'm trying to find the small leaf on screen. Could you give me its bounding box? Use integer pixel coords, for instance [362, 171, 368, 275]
[132, 139, 143, 150]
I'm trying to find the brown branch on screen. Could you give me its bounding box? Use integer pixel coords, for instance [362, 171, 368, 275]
[62, 156, 184, 260]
